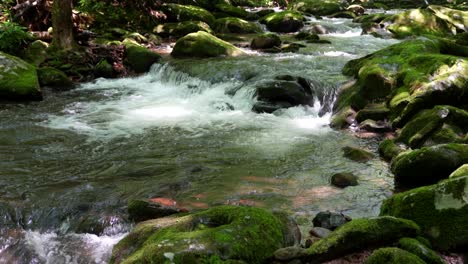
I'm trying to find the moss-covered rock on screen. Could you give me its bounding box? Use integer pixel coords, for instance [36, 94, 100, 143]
[251, 33, 281, 49]
[22, 40, 49, 66]
[355, 104, 390, 123]
[428, 5, 468, 33]
[154, 21, 213, 38]
[299, 217, 420, 263]
[397, 237, 445, 264]
[259, 11, 305, 33]
[124, 43, 161, 73]
[171, 31, 245, 58]
[94, 59, 114, 78]
[450, 164, 468, 178]
[110, 206, 295, 264]
[365, 247, 426, 264]
[0, 52, 41, 101]
[213, 17, 262, 34]
[161, 4, 216, 26]
[288, 0, 343, 17]
[214, 4, 250, 19]
[391, 143, 468, 188]
[37, 67, 73, 87]
[342, 146, 374, 163]
[379, 139, 404, 161]
[380, 176, 468, 250]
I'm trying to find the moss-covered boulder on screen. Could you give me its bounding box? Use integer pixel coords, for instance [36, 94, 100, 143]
[397, 237, 445, 264]
[214, 3, 250, 19]
[37, 67, 73, 87]
[391, 143, 468, 188]
[124, 44, 162, 73]
[22, 40, 49, 66]
[283, 217, 420, 263]
[380, 176, 468, 250]
[251, 33, 281, 49]
[171, 31, 245, 58]
[379, 139, 404, 161]
[428, 5, 467, 33]
[259, 11, 305, 33]
[396, 105, 468, 148]
[0, 52, 41, 101]
[342, 146, 374, 163]
[450, 164, 468, 178]
[154, 21, 213, 38]
[160, 4, 216, 26]
[288, 0, 343, 17]
[355, 104, 390, 123]
[110, 206, 296, 264]
[94, 59, 114, 78]
[213, 17, 262, 34]
[365, 247, 426, 264]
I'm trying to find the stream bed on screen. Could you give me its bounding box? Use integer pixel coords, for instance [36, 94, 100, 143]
[0, 15, 400, 264]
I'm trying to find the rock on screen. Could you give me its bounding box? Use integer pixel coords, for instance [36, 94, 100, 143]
[172, 31, 245, 58]
[355, 104, 390, 123]
[312, 211, 350, 230]
[213, 17, 262, 34]
[450, 164, 468, 178]
[359, 119, 392, 133]
[380, 176, 468, 250]
[160, 4, 215, 26]
[331, 173, 358, 188]
[304, 237, 321, 248]
[391, 143, 468, 188]
[0, 52, 41, 101]
[309, 24, 329, 34]
[280, 43, 305, 53]
[289, 0, 343, 17]
[154, 21, 213, 38]
[329, 11, 357, 19]
[309, 227, 331, 238]
[259, 11, 305, 33]
[398, 237, 445, 264]
[256, 9, 275, 18]
[347, 4, 365, 16]
[22, 40, 49, 66]
[294, 31, 319, 41]
[37, 67, 73, 87]
[214, 3, 250, 19]
[365, 247, 426, 264]
[251, 33, 281, 49]
[94, 59, 114, 78]
[274, 246, 308, 261]
[306, 39, 332, 44]
[127, 199, 185, 222]
[124, 32, 148, 44]
[378, 139, 404, 161]
[428, 5, 467, 32]
[342, 146, 374, 163]
[302, 217, 420, 263]
[252, 75, 314, 113]
[124, 44, 161, 73]
[111, 206, 296, 263]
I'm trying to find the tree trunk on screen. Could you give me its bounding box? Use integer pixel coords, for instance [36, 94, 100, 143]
[52, 0, 76, 50]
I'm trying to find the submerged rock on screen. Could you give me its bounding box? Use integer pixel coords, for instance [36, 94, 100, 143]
[331, 173, 358, 188]
[111, 206, 297, 263]
[342, 146, 374, 163]
[0, 52, 41, 101]
[380, 176, 468, 250]
[259, 11, 305, 33]
[128, 199, 187, 222]
[172, 31, 245, 58]
[365, 247, 426, 264]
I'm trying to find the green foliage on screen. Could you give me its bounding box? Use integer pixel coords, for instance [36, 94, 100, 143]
[0, 21, 33, 55]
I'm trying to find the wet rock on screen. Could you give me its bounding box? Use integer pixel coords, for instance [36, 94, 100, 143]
[380, 176, 468, 250]
[330, 11, 357, 19]
[378, 139, 404, 161]
[124, 43, 161, 73]
[366, 247, 426, 264]
[37, 67, 73, 88]
[22, 40, 49, 66]
[0, 52, 41, 101]
[331, 173, 358, 188]
[398, 237, 445, 264]
[154, 21, 213, 38]
[294, 31, 319, 41]
[280, 43, 305, 53]
[160, 4, 215, 26]
[111, 206, 296, 263]
[359, 119, 392, 133]
[274, 246, 308, 261]
[171, 31, 245, 58]
[391, 143, 468, 188]
[309, 227, 331, 238]
[289, 0, 343, 17]
[214, 3, 250, 19]
[256, 9, 275, 18]
[251, 33, 281, 50]
[259, 11, 305, 33]
[355, 104, 389, 123]
[342, 146, 374, 163]
[306, 39, 332, 44]
[312, 211, 351, 230]
[94, 59, 114, 78]
[449, 164, 468, 178]
[347, 4, 365, 16]
[127, 199, 186, 222]
[308, 24, 329, 34]
[213, 17, 262, 34]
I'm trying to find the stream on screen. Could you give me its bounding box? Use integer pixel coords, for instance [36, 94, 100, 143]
[0, 14, 400, 264]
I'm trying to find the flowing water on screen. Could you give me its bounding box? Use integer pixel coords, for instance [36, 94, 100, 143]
[0, 15, 400, 264]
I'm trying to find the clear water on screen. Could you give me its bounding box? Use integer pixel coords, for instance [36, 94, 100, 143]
[0, 17, 400, 264]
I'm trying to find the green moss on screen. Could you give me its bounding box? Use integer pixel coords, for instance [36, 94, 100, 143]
[355, 104, 390, 123]
[450, 164, 468, 178]
[213, 17, 262, 34]
[161, 4, 216, 26]
[171, 31, 244, 58]
[124, 44, 161, 73]
[259, 11, 305, 33]
[111, 206, 290, 264]
[398, 237, 445, 264]
[250, 33, 281, 49]
[288, 0, 343, 16]
[342, 146, 375, 163]
[0, 51, 41, 100]
[22, 40, 49, 66]
[154, 21, 213, 38]
[302, 217, 420, 263]
[378, 139, 403, 161]
[214, 4, 249, 19]
[37, 67, 72, 87]
[365, 247, 426, 264]
[94, 59, 114, 78]
[380, 176, 468, 250]
[330, 106, 355, 129]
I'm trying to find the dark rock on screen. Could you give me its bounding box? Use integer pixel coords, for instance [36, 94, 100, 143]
[355, 104, 390, 123]
[37, 67, 73, 87]
[251, 33, 281, 49]
[259, 11, 305, 33]
[331, 173, 358, 188]
[359, 119, 392, 133]
[342, 146, 374, 163]
[312, 211, 351, 230]
[304, 237, 321, 248]
[256, 9, 275, 18]
[127, 199, 184, 222]
[294, 32, 319, 41]
[124, 44, 161, 73]
[398, 237, 445, 264]
[378, 139, 404, 161]
[274, 246, 308, 261]
[309, 227, 331, 238]
[171, 31, 244, 58]
[366, 247, 426, 264]
[94, 59, 114, 78]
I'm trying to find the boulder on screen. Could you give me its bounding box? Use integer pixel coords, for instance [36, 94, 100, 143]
[380, 176, 468, 250]
[154, 21, 213, 38]
[259, 11, 305, 33]
[252, 75, 314, 113]
[355, 104, 390, 123]
[358, 119, 392, 133]
[378, 139, 404, 161]
[294, 31, 319, 41]
[37, 67, 73, 87]
[331, 173, 358, 188]
[251, 33, 281, 50]
[391, 143, 468, 188]
[342, 146, 374, 163]
[22, 40, 49, 66]
[111, 206, 297, 263]
[127, 199, 187, 222]
[94, 59, 114, 78]
[124, 44, 161, 73]
[288, 0, 343, 17]
[309, 227, 331, 238]
[312, 211, 350, 230]
[160, 4, 215, 26]
[397, 237, 445, 264]
[213, 17, 262, 34]
[365, 247, 425, 264]
[450, 164, 468, 178]
[171, 31, 245, 58]
[214, 3, 250, 19]
[0, 52, 41, 101]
